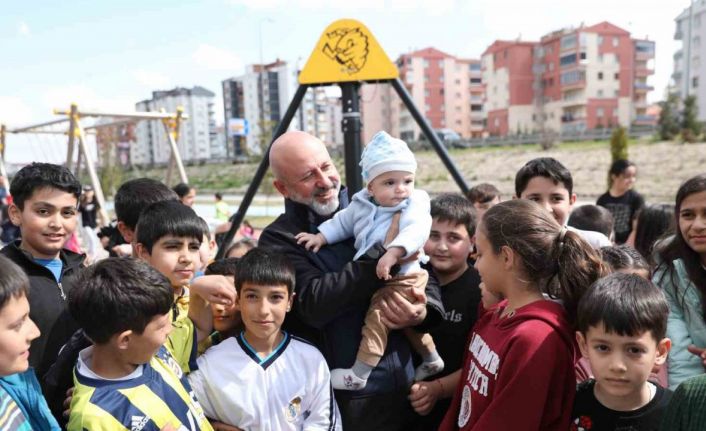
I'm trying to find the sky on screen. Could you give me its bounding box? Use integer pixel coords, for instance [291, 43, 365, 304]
[0, 0, 690, 164]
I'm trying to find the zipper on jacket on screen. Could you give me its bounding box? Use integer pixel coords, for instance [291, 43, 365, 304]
[57, 282, 66, 300]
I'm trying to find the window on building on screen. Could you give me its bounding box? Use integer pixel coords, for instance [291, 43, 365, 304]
[440, 88, 445, 95]
[549, 62, 554, 71]
[580, 52, 587, 60]
[612, 37, 619, 47]
[693, 77, 699, 88]
[560, 53, 578, 67]
[439, 60, 444, 68]
[598, 35, 604, 45]
[471, 104, 482, 111]
[470, 77, 482, 84]
[425, 89, 430, 97]
[424, 74, 430, 81]
[440, 75, 444, 83]
[561, 34, 577, 50]
[504, 49, 508, 59]
[598, 72, 604, 80]
[470, 62, 481, 71]
[614, 72, 619, 80]
[614, 89, 620, 97]
[455, 79, 461, 84]
[425, 104, 431, 111]
[597, 89, 604, 97]
[456, 92, 461, 98]
[423, 59, 429, 68]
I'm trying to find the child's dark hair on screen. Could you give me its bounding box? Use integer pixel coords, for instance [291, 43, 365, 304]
[634, 204, 675, 266]
[173, 183, 193, 199]
[655, 174, 706, 322]
[430, 193, 477, 237]
[466, 183, 500, 205]
[608, 159, 636, 180]
[600, 245, 649, 274]
[568, 204, 614, 238]
[205, 258, 240, 277]
[577, 272, 668, 341]
[514, 157, 573, 197]
[234, 248, 295, 295]
[115, 178, 178, 229]
[68, 258, 173, 344]
[481, 200, 607, 325]
[0, 255, 30, 309]
[9, 163, 81, 210]
[215, 192, 223, 200]
[136, 200, 203, 253]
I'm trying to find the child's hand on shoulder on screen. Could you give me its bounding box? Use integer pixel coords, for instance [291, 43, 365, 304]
[295, 232, 327, 252]
[191, 274, 236, 306]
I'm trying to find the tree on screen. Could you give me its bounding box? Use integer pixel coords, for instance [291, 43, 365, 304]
[681, 95, 701, 143]
[610, 127, 628, 162]
[658, 93, 681, 140]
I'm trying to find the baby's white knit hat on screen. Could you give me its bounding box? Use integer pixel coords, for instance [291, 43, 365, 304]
[359, 131, 417, 183]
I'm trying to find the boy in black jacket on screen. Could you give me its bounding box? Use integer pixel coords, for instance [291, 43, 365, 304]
[1, 163, 83, 386]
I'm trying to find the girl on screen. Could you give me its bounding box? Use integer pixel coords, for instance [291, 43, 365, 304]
[635, 204, 675, 267]
[653, 175, 706, 389]
[440, 199, 606, 431]
[597, 159, 645, 244]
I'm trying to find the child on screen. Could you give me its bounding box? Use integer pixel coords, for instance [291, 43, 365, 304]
[0, 163, 84, 382]
[296, 131, 441, 390]
[466, 183, 500, 220]
[112, 178, 179, 257]
[600, 245, 650, 278]
[568, 204, 615, 241]
[572, 273, 672, 430]
[135, 200, 205, 321]
[173, 182, 196, 207]
[408, 193, 482, 430]
[0, 255, 60, 430]
[515, 157, 612, 249]
[633, 204, 675, 267]
[187, 248, 342, 430]
[214, 193, 230, 222]
[225, 238, 256, 258]
[597, 159, 645, 245]
[196, 217, 217, 277]
[199, 257, 242, 354]
[653, 174, 706, 389]
[67, 258, 213, 430]
[440, 199, 607, 430]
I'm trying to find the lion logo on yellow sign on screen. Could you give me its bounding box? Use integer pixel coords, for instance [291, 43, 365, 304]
[299, 19, 398, 85]
[322, 28, 369, 74]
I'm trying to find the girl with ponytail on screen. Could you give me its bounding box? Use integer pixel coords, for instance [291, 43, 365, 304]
[440, 199, 607, 431]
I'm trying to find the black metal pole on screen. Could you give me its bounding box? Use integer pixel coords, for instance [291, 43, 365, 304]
[340, 82, 363, 194]
[216, 84, 310, 258]
[391, 78, 469, 195]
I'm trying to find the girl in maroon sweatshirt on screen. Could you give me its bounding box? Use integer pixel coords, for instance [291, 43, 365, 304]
[440, 200, 607, 431]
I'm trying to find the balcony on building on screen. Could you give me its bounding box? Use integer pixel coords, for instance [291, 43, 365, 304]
[635, 65, 655, 77]
[634, 82, 655, 92]
[633, 98, 649, 109]
[634, 40, 656, 61]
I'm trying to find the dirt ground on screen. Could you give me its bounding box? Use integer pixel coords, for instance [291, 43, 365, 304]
[414, 140, 706, 204]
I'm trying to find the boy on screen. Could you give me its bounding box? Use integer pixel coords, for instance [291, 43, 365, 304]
[573, 272, 672, 430]
[296, 131, 441, 390]
[0, 256, 60, 430]
[568, 204, 615, 241]
[514, 157, 611, 249]
[67, 258, 214, 430]
[1, 163, 84, 382]
[135, 200, 206, 321]
[408, 193, 482, 430]
[188, 248, 342, 430]
[111, 178, 178, 257]
[198, 257, 242, 354]
[466, 182, 500, 220]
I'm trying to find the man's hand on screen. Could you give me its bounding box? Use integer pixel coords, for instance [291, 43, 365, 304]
[295, 232, 327, 252]
[688, 344, 706, 369]
[375, 289, 426, 329]
[408, 381, 442, 416]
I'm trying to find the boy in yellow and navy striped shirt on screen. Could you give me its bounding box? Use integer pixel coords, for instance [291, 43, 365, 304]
[66, 258, 214, 431]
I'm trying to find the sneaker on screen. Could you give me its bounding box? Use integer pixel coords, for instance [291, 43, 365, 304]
[331, 368, 367, 391]
[414, 358, 445, 381]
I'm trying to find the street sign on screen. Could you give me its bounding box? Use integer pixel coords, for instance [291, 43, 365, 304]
[299, 19, 399, 85]
[228, 118, 249, 136]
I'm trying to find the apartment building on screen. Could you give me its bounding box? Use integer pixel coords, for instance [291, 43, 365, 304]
[361, 47, 485, 142]
[482, 21, 655, 136]
[134, 86, 216, 166]
[674, 0, 706, 121]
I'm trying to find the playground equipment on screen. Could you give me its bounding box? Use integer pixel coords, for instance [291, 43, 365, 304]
[1, 105, 189, 224]
[216, 18, 470, 257]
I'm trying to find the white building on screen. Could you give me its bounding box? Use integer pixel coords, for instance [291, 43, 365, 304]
[134, 86, 216, 166]
[674, 1, 706, 121]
